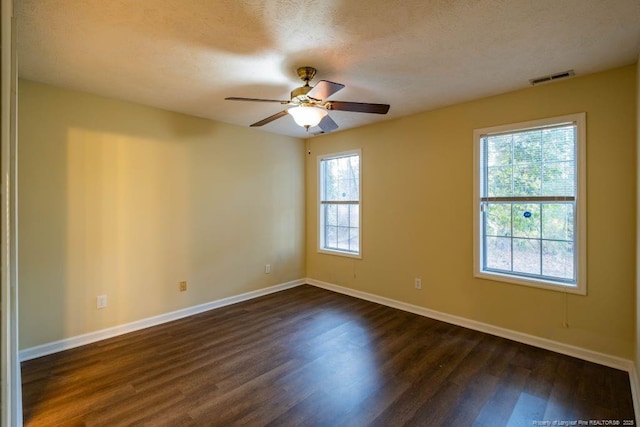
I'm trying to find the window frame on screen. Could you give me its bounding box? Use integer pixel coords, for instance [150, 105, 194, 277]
[317, 149, 362, 259]
[473, 113, 587, 295]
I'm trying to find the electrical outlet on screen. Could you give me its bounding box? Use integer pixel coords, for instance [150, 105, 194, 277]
[414, 278, 422, 290]
[265, 264, 271, 274]
[97, 294, 107, 309]
[179, 281, 187, 292]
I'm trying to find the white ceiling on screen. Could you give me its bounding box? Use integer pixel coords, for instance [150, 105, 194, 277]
[17, 0, 640, 138]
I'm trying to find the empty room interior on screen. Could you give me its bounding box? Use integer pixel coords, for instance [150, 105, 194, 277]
[2, 0, 640, 425]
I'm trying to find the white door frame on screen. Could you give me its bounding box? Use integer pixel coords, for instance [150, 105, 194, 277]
[1, 0, 21, 425]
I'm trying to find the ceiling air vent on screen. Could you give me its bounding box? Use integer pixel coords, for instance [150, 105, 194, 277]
[529, 70, 575, 86]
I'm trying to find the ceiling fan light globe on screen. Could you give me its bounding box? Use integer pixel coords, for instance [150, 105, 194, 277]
[288, 106, 327, 128]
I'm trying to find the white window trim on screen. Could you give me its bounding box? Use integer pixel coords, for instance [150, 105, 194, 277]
[473, 113, 587, 295]
[317, 149, 362, 259]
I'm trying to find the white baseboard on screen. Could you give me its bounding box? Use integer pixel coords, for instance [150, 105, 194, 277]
[306, 278, 635, 373]
[19, 279, 305, 362]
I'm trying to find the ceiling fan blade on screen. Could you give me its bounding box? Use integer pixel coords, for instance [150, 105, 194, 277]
[325, 101, 390, 114]
[225, 97, 290, 104]
[317, 115, 339, 133]
[307, 80, 345, 101]
[250, 110, 289, 127]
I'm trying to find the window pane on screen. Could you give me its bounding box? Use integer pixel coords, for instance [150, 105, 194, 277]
[350, 205, 359, 228]
[541, 204, 574, 241]
[513, 238, 540, 275]
[487, 135, 513, 166]
[542, 162, 575, 196]
[486, 236, 511, 271]
[487, 166, 513, 197]
[325, 226, 337, 249]
[324, 204, 338, 226]
[337, 205, 350, 227]
[542, 240, 574, 279]
[322, 160, 339, 200]
[542, 127, 574, 162]
[513, 130, 542, 165]
[337, 226, 350, 251]
[322, 155, 359, 201]
[338, 176, 359, 201]
[513, 164, 541, 196]
[512, 204, 540, 239]
[485, 204, 511, 237]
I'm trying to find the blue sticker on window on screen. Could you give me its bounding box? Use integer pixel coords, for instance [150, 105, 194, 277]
[523, 211, 532, 218]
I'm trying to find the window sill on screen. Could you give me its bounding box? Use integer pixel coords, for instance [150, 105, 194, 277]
[318, 248, 362, 259]
[474, 270, 586, 295]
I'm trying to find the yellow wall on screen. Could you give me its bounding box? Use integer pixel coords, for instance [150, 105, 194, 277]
[306, 65, 637, 359]
[18, 80, 305, 349]
[19, 65, 637, 359]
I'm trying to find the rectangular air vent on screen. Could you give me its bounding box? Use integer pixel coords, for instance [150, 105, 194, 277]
[529, 70, 575, 86]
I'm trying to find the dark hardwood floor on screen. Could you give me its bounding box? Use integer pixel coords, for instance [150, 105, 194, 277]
[22, 285, 636, 426]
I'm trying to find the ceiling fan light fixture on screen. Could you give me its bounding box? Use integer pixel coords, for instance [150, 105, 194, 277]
[287, 106, 327, 128]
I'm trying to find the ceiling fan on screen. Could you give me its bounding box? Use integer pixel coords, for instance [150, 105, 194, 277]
[225, 67, 390, 133]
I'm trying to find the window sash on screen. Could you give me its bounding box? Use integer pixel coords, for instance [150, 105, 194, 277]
[321, 203, 360, 254]
[480, 201, 577, 284]
[480, 123, 577, 199]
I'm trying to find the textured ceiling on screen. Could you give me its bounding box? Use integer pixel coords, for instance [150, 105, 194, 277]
[17, 0, 640, 138]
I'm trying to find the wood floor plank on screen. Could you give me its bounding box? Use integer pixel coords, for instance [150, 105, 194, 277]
[21, 285, 636, 426]
[470, 364, 531, 426]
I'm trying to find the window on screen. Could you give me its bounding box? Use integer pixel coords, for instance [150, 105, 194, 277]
[473, 113, 586, 294]
[318, 150, 361, 258]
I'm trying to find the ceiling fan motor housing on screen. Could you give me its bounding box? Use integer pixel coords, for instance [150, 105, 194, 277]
[292, 67, 317, 103]
[291, 85, 312, 103]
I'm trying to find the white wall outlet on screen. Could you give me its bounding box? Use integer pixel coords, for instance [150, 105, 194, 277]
[97, 294, 107, 309]
[265, 264, 271, 274]
[414, 278, 422, 290]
